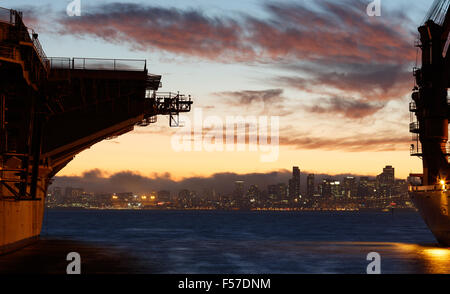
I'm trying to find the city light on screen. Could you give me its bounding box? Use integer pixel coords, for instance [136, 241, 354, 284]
[46, 165, 412, 211]
[440, 179, 447, 191]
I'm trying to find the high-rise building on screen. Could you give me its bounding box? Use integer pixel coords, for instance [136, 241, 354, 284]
[268, 183, 287, 203]
[234, 181, 244, 195]
[358, 177, 369, 198]
[288, 178, 296, 202]
[268, 184, 279, 202]
[307, 174, 315, 198]
[233, 180, 245, 208]
[289, 166, 301, 200]
[278, 183, 288, 202]
[319, 179, 332, 198]
[367, 179, 377, 197]
[293, 166, 300, 195]
[377, 165, 395, 197]
[330, 181, 341, 198]
[343, 177, 357, 198]
[379, 165, 395, 185]
[246, 185, 260, 207]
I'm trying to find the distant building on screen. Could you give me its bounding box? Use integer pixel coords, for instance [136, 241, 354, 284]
[330, 181, 341, 198]
[343, 177, 357, 198]
[157, 190, 171, 202]
[268, 184, 279, 202]
[64, 187, 84, 204]
[246, 185, 260, 207]
[278, 183, 288, 203]
[306, 174, 315, 198]
[288, 166, 301, 201]
[233, 180, 245, 208]
[110, 192, 137, 208]
[49, 187, 62, 204]
[358, 177, 369, 198]
[95, 193, 115, 208]
[80, 192, 94, 207]
[378, 165, 395, 186]
[319, 179, 332, 198]
[268, 183, 287, 204]
[377, 165, 395, 197]
[367, 179, 377, 197]
[177, 189, 192, 208]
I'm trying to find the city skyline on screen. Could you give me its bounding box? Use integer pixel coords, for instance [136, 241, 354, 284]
[0, 0, 435, 180]
[47, 163, 411, 211]
[50, 163, 408, 195]
[49, 164, 410, 206]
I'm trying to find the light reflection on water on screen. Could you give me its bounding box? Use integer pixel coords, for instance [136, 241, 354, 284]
[297, 242, 450, 274]
[393, 243, 450, 274]
[2, 210, 449, 274]
[2, 240, 449, 274]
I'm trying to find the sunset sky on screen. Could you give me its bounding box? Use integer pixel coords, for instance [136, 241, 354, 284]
[3, 0, 436, 180]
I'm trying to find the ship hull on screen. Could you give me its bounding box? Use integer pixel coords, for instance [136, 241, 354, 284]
[410, 190, 450, 246]
[0, 197, 45, 254]
[0, 166, 49, 255]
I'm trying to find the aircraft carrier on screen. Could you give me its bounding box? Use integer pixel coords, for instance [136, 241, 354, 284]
[0, 7, 192, 253]
[409, 0, 450, 246]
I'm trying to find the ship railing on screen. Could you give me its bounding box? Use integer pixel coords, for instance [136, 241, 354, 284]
[409, 185, 444, 192]
[0, 7, 49, 72]
[153, 92, 189, 100]
[409, 122, 420, 133]
[410, 143, 450, 155]
[47, 57, 147, 72]
[151, 92, 193, 112]
[410, 144, 422, 156]
[0, 7, 21, 25]
[18, 28, 50, 71]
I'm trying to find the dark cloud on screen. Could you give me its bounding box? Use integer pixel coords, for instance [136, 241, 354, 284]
[307, 97, 385, 119]
[51, 0, 415, 64]
[217, 89, 285, 106]
[280, 133, 411, 152]
[277, 63, 412, 102]
[51, 169, 291, 194]
[51, 168, 372, 195]
[248, 0, 415, 64]
[56, 3, 254, 62]
[46, 0, 417, 106]
[214, 89, 293, 116]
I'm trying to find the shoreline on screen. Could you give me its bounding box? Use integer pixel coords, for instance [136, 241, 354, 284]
[44, 207, 418, 212]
